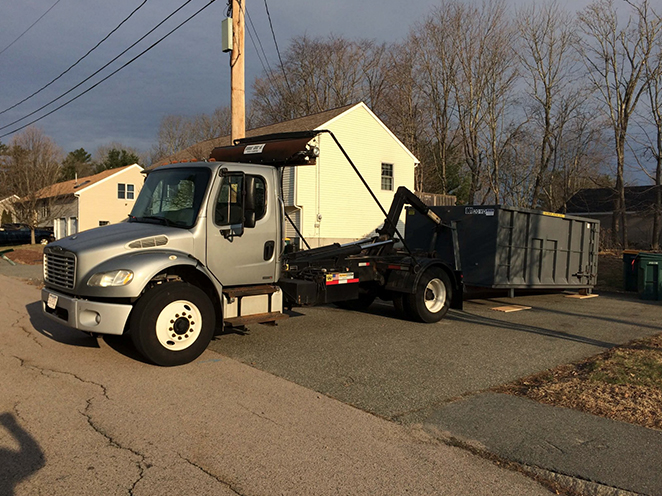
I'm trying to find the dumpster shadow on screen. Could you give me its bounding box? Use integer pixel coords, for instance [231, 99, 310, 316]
[446, 310, 618, 349]
[25, 301, 99, 348]
[472, 292, 662, 333]
[0, 412, 45, 496]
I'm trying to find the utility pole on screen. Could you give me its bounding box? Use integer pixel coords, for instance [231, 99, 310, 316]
[230, 0, 245, 142]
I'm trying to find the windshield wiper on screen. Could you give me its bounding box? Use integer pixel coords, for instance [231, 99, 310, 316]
[135, 215, 176, 227]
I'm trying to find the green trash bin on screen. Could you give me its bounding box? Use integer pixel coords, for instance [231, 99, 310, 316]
[637, 253, 662, 300]
[623, 250, 639, 292]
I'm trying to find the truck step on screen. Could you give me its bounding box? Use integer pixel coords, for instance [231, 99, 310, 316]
[223, 284, 280, 298]
[224, 311, 288, 327]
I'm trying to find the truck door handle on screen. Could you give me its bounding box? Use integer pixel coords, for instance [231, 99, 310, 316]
[264, 240, 275, 260]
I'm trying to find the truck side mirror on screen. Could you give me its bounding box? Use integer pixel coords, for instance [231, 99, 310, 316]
[221, 224, 244, 240]
[244, 210, 256, 229]
[245, 176, 256, 212]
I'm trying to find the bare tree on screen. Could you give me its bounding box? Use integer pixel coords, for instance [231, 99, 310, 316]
[150, 106, 232, 163]
[640, 31, 662, 249]
[517, 1, 583, 208]
[447, 0, 516, 203]
[0, 127, 63, 243]
[251, 35, 387, 126]
[549, 107, 610, 212]
[410, 5, 459, 195]
[577, 0, 662, 247]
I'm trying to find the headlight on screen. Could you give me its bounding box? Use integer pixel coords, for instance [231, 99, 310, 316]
[87, 270, 134, 287]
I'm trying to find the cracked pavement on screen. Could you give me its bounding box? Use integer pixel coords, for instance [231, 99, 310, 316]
[0, 274, 553, 495]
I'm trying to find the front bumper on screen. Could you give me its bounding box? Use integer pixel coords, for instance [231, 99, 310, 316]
[41, 288, 133, 336]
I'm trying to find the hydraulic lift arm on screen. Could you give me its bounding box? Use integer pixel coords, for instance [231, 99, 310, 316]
[377, 186, 442, 239]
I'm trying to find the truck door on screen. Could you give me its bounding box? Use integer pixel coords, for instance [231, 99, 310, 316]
[206, 168, 278, 287]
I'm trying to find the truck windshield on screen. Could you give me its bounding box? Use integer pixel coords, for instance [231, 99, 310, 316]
[129, 167, 211, 228]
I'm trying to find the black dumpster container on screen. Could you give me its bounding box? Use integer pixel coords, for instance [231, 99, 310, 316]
[637, 252, 662, 300]
[405, 205, 599, 291]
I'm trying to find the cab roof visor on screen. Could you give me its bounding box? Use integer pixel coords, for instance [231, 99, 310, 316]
[209, 134, 320, 166]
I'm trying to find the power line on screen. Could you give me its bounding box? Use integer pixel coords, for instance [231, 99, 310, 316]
[0, 0, 217, 139]
[229, 0, 274, 86]
[244, 4, 274, 79]
[0, 0, 63, 58]
[263, 0, 292, 95]
[0, 0, 150, 116]
[0, 0, 195, 132]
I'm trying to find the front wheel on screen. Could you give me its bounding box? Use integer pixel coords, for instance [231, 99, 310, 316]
[130, 282, 215, 366]
[403, 268, 452, 323]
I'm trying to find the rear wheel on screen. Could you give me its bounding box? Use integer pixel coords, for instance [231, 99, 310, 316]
[130, 282, 215, 366]
[403, 268, 452, 323]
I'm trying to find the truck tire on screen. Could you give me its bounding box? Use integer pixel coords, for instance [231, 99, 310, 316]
[403, 267, 452, 323]
[130, 282, 215, 366]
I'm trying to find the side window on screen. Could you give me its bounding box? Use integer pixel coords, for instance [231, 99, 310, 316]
[118, 183, 126, 199]
[253, 176, 267, 221]
[214, 175, 244, 225]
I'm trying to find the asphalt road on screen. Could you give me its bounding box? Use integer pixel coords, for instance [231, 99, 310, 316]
[0, 274, 552, 495]
[209, 292, 662, 424]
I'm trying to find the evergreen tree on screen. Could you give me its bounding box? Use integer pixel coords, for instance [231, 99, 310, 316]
[60, 148, 92, 181]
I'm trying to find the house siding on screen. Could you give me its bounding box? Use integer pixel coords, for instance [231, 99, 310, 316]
[296, 105, 416, 246]
[77, 166, 144, 232]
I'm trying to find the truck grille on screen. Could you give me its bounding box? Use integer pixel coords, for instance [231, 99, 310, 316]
[44, 250, 76, 289]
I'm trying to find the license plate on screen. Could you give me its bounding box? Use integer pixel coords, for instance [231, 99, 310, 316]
[47, 293, 58, 310]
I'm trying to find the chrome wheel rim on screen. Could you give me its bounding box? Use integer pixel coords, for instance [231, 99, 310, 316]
[424, 278, 446, 314]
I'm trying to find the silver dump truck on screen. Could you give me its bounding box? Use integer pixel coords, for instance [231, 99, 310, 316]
[42, 131, 463, 366]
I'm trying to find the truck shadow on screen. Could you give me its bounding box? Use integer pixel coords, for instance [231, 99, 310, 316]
[446, 311, 619, 348]
[25, 301, 99, 348]
[0, 412, 45, 496]
[26, 301, 152, 363]
[467, 293, 662, 333]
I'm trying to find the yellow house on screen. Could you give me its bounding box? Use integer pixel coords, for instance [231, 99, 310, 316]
[155, 102, 419, 247]
[37, 164, 144, 239]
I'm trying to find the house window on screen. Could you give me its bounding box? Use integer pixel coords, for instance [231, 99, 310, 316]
[118, 183, 135, 200]
[381, 163, 393, 191]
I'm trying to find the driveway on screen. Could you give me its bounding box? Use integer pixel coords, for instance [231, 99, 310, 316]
[209, 292, 661, 423]
[0, 273, 552, 495]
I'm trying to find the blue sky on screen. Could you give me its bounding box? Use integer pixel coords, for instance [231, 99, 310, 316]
[0, 0, 592, 157]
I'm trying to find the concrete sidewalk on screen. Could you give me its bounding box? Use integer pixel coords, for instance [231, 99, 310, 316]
[423, 392, 662, 495]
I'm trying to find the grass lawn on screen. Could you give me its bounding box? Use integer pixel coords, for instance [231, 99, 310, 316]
[497, 251, 662, 431]
[1, 243, 45, 264]
[497, 334, 662, 430]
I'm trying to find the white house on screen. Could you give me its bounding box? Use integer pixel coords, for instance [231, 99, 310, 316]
[36, 164, 144, 239]
[155, 102, 419, 247]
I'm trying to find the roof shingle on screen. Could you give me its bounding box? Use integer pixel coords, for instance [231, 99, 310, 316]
[35, 164, 140, 199]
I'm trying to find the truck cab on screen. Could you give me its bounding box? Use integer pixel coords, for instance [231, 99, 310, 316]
[43, 159, 286, 366]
